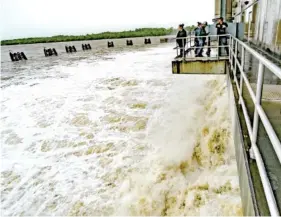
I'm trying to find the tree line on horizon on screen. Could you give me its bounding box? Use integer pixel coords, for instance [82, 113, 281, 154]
[1, 26, 196, 46]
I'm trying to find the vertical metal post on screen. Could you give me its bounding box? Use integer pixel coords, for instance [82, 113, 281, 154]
[234, 40, 238, 75]
[239, 46, 245, 104]
[248, 11, 253, 42]
[229, 36, 231, 61]
[182, 38, 184, 58]
[229, 36, 233, 69]
[217, 35, 220, 59]
[252, 62, 264, 144]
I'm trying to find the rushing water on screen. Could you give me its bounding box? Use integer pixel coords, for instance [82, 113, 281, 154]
[1, 40, 242, 216]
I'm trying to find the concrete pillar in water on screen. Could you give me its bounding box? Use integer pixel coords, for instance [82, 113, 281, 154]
[52, 48, 58, 56]
[9, 52, 15, 61]
[44, 48, 48, 57]
[13, 53, 19, 61]
[107, 41, 114, 47]
[21, 52, 27, 60]
[48, 48, 53, 56]
[17, 52, 22, 60]
[144, 38, 152, 44]
[126, 40, 133, 46]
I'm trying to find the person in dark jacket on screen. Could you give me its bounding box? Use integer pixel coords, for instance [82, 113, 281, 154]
[194, 22, 201, 56]
[216, 17, 229, 56]
[176, 24, 187, 57]
[195, 23, 205, 57]
[202, 21, 211, 56]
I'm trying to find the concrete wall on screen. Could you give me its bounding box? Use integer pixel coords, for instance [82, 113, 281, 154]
[231, 0, 281, 55]
[255, 0, 281, 53]
[172, 59, 226, 74]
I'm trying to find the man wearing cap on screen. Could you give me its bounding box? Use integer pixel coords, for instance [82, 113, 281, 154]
[176, 24, 187, 58]
[216, 17, 229, 56]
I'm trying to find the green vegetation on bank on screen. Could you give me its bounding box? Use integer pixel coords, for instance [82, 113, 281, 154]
[1, 28, 172, 45]
[1, 26, 196, 46]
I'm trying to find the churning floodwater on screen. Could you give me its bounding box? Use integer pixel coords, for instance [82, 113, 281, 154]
[1, 38, 242, 216]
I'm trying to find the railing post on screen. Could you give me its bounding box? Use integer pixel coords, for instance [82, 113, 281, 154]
[182, 38, 184, 58]
[217, 35, 219, 60]
[252, 62, 264, 145]
[239, 46, 245, 104]
[229, 36, 231, 60]
[234, 40, 238, 75]
[229, 36, 233, 69]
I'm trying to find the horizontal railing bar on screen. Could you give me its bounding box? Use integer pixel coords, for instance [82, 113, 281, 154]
[252, 143, 280, 216]
[234, 74, 240, 94]
[175, 34, 230, 39]
[232, 37, 281, 79]
[256, 105, 281, 163]
[229, 34, 281, 216]
[240, 71, 256, 102]
[240, 96, 254, 142]
[176, 45, 230, 50]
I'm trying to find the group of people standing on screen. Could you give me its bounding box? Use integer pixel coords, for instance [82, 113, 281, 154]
[176, 17, 229, 58]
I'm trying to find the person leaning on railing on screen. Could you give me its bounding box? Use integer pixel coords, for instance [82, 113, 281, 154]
[216, 17, 229, 56]
[176, 23, 187, 58]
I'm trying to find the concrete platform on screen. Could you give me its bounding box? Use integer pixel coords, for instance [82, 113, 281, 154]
[172, 57, 228, 74]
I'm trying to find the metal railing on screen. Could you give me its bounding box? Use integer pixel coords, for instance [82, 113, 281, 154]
[174, 34, 230, 59]
[229, 35, 281, 217]
[174, 33, 281, 216]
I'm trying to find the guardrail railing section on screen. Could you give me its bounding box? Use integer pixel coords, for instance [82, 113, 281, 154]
[229, 35, 281, 217]
[175, 34, 230, 59]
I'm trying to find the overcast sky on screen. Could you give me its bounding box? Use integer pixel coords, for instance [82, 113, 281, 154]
[1, 0, 214, 40]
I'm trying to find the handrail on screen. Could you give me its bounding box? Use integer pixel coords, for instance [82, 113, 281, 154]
[232, 37, 281, 79]
[175, 34, 230, 39]
[174, 34, 230, 58]
[229, 35, 281, 217]
[173, 33, 281, 215]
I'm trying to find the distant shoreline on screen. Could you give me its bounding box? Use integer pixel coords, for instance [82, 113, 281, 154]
[1, 28, 175, 46]
[1, 26, 196, 46]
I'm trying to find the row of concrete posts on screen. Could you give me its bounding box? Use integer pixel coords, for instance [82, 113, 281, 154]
[9, 52, 28, 61]
[8, 38, 159, 61]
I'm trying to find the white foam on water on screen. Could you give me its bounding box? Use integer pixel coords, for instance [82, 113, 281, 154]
[114, 75, 242, 216]
[1, 45, 241, 216]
